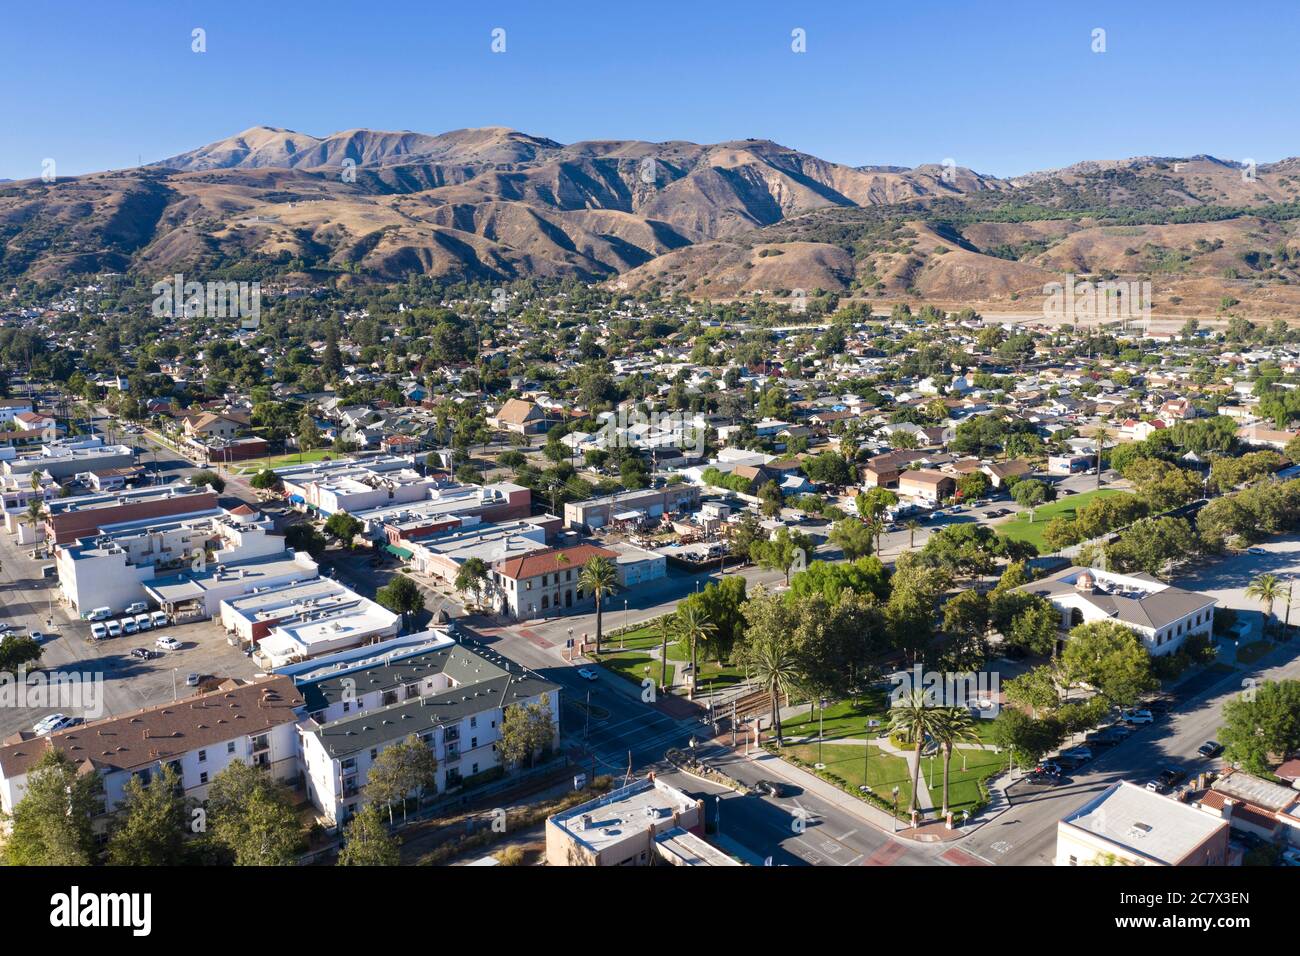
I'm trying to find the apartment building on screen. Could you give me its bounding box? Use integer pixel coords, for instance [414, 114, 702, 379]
[0, 676, 304, 817]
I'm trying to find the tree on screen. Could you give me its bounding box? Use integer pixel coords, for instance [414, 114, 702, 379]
[956, 470, 991, 502]
[1104, 516, 1199, 580]
[107, 763, 189, 865]
[889, 689, 947, 814]
[578, 556, 619, 655]
[829, 517, 874, 560]
[207, 761, 302, 866]
[942, 589, 989, 638]
[376, 574, 426, 629]
[932, 708, 980, 819]
[366, 734, 439, 822]
[1219, 679, 1300, 774]
[674, 603, 717, 700]
[499, 695, 556, 768]
[189, 469, 226, 493]
[1060, 620, 1155, 707]
[737, 590, 802, 744]
[1006, 598, 1061, 657]
[455, 556, 490, 607]
[855, 487, 898, 522]
[284, 522, 326, 558]
[788, 557, 890, 605]
[1245, 573, 1283, 631]
[990, 708, 1062, 768]
[1004, 665, 1062, 716]
[751, 527, 814, 585]
[249, 469, 279, 490]
[885, 554, 951, 663]
[757, 479, 784, 518]
[324, 511, 362, 547]
[337, 803, 400, 866]
[676, 575, 747, 663]
[0, 634, 42, 672]
[1011, 478, 1051, 517]
[2, 749, 102, 865]
[24, 498, 46, 542]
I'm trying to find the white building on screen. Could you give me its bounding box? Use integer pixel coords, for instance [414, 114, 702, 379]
[1056, 781, 1229, 866]
[1016, 566, 1216, 656]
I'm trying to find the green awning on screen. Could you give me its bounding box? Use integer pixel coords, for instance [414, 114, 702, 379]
[384, 544, 414, 560]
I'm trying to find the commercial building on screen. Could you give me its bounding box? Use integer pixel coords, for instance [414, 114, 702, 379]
[563, 485, 700, 532]
[295, 637, 560, 828]
[276, 455, 427, 516]
[2, 441, 135, 481]
[1056, 781, 1230, 866]
[406, 517, 555, 585]
[354, 480, 532, 545]
[493, 543, 620, 620]
[546, 775, 738, 866]
[40, 483, 220, 545]
[1016, 567, 1216, 656]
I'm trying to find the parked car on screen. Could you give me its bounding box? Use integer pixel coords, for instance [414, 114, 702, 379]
[1025, 770, 1064, 787]
[1122, 709, 1155, 725]
[0, 622, 11, 634]
[32, 713, 81, 736]
[185, 673, 201, 687]
[576, 668, 598, 681]
[1036, 761, 1064, 776]
[130, 647, 156, 660]
[134, 614, 153, 631]
[1197, 741, 1225, 758]
[1246, 547, 1268, 556]
[90, 622, 108, 640]
[1158, 768, 1187, 788]
[124, 601, 148, 616]
[150, 611, 169, 629]
[1060, 746, 1094, 762]
[1145, 779, 1169, 794]
[121, 618, 139, 636]
[87, 606, 113, 622]
[106, 620, 122, 637]
[155, 636, 181, 651]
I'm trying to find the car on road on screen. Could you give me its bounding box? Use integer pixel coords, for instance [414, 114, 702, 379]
[753, 779, 790, 798]
[1246, 547, 1268, 555]
[28, 630, 46, 643]
[32, 713, 82, 736]
[576, 668, 598, 681]
[155, 636, 181, 651]
[1197, 741, 1225, 758]
[1060, 746, 1094, 763]
[185, 672, 201, 687]
[1121, 709, 1155, 725]
[90, 623, 108, 640]
[106, 620, 122, 637]
[130, 647, 156, 660]
[1025, 770, 1065, 787]
[1157, 768, 1187, 789]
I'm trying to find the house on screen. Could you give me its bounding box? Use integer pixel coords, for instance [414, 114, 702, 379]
[1236, 424, 1297, 451]
[183, 412, 240, 442]
[13, 411, 56, 433]
[1015, 567, 1216, 656]
[1196, 769, 1300, 847]
[863, 450, 929, 489]
[1055, 781, 1230, 866]
[898, 469, 955, 504]
[490, 398, 551, 435]
[982, 459, 1033, 488]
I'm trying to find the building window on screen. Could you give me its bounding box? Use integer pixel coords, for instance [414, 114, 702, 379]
[470, 716, 477, 728]
[198, 750, 207, 763]
[199, 772, 208, 785]
[227, 741, 236, 754]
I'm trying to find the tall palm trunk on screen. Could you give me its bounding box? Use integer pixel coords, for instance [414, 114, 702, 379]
[594, 595, 603, 655]
[689, 636, 697, 700]
[659, 625, 668, 690]
[909, 739, 923, 813]
[771, 691, 782, 744]
[941, 744, 953, 818]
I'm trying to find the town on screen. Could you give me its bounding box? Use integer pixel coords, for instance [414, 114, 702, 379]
[0, 275, 1296, 873]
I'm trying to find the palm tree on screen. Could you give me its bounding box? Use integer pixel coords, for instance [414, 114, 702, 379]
[1246, 573, 1283, 632]
[25, 497, 46, 544]
[674, 604, 716, 701]
[746, 635, 801, 745]
[658, 615, 672, 691]
[931, 708, 980, 820]
[905, 518, 920, 550]
[1093, 424, 1111, 489]
[578, 556, 619, 656]
[889, 689, 947, 814]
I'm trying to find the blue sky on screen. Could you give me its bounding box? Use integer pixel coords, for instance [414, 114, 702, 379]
[3, 0, 1298, 180]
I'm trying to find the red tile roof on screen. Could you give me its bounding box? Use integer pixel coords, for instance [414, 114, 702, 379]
[496, 544, 617, 581]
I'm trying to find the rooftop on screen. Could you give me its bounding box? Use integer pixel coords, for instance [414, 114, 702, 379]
[1061, 781, 1228, 865]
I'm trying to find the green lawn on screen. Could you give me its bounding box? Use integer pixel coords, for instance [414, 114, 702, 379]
[780, 694, 891, 742]
[601, 650, 676, 690]
[605, 622, 746, 691]
[995, 488, 1130, 551]
[237, 449, 339, 473]
[784, 743, 914, 812]
[918, 746, 1007, 817]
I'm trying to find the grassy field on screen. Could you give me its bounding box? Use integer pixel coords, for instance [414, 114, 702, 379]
[784, 743, 914, 812]
[994, 488, 1129, 551]
[236, 449, 338, 473]
[780, 694, 891, 741]
[604, 622, 746, 691]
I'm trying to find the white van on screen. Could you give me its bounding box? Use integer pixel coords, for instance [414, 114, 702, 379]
[121, 618, 139, 636]
[125, 602, 148, 616]
[87, 607, 113, 622]
[150, 611, 169, 629]
[134, 614, 153, 632]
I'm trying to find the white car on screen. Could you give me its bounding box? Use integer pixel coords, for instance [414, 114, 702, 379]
[121, 618, 139, 635]
[0, 622, 13, 634]
[577, 668, 598, 681]
[155, 636, 181, 651]
[134, 614, 153, 632]
[106, 620, 122, 637]
[125, 602, 148, 616]
[32, 713, 80, 736]
[28, 630, 46, 643]
[1122, 709, 1155, 725]
[90, 622, 108, 640]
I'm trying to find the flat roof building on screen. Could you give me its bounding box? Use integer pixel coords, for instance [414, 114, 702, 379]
[1056, 781, 1229, 866]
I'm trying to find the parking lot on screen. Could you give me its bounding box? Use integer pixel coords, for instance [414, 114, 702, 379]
[0, 522, 259, 739]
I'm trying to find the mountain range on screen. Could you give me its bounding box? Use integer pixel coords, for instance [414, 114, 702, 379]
[4, 125, 1300, 316]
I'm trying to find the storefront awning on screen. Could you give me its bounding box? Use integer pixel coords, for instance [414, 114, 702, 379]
[384, 544, 414, 560]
